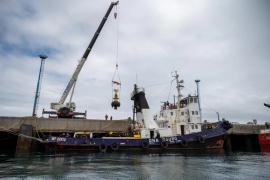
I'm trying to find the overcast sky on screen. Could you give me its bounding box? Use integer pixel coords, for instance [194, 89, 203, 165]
[0, 0, 269, 124]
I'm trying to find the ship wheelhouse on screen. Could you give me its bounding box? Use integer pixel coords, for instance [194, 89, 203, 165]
[177, 95, 202, 135]
[155, 95, 202, 135]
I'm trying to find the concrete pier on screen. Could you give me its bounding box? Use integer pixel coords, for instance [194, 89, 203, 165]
[15, 124, 34, 154]
[224, 135, 232, 151]
[228, 124, 265, 135]
[226, 124, 264, 151]
[0, 116, 132, 133]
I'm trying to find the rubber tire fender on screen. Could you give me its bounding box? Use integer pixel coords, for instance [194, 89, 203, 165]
[181, 139, 188, 147]
[111, 142, 119, 151]
[142, 141, 149, 149]
[161, 141, 168, 149]
[99, 143, 107, 152]
[198, 136, 205, 144]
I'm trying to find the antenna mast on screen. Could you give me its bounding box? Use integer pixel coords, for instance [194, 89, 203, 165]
[195, 79, 202, 121]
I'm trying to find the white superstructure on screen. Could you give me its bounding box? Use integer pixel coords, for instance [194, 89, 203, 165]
[155, 72, 202, 135]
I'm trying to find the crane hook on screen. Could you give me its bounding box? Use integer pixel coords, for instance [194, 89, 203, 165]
[114, 2, 118, 19]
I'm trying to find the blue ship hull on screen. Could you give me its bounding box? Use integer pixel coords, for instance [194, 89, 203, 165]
[42, 121, 231, 152]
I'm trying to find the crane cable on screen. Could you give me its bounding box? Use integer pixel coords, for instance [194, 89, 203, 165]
[112, 3, 121, 99]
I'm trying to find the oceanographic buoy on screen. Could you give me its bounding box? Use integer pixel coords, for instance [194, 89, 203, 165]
[111, 89, 120, 109]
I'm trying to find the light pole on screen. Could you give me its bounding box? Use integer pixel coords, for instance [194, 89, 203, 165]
[195, 79, 202, 122]
[32, 53, 48, 117]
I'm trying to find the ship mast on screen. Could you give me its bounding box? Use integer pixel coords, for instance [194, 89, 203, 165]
[172, 71, 184, 108]
[171, 71, 184, 135]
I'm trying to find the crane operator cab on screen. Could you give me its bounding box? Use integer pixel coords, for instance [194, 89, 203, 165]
[111, 88, 120, 109]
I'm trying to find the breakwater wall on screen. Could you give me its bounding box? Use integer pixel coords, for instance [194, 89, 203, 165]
[0, 116, 132, 133]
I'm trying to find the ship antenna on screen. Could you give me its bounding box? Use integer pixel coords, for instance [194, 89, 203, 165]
[195, 80, 202, 122]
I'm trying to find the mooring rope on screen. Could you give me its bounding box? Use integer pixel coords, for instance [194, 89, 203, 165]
[34, 116, 46, 139]
[0, 125, 43, 142]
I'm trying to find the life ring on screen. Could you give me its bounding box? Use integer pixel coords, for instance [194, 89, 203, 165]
[111, 142, 119, 151]
[142, 142, 149, 149]
[161, 141, 168, 148]
[99, 143, 107, 152]
[198, 136, 205, 144]
[181, 140, 188, 147]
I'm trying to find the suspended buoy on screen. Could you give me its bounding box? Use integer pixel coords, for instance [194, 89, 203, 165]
[111, 63, 121, 110]
[111, 89, 120, 109]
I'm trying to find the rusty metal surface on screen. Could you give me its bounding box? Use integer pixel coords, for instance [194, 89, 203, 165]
[0, 116, 132, 133]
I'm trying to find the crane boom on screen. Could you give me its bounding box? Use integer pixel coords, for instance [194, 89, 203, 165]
[60, 1, 119, 104]
[50, 1, 119, 112]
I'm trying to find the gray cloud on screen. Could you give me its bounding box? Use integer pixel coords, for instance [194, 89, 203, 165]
[0, 0, 269, 124]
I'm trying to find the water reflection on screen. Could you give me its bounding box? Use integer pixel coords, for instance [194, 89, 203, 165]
[0, 150, 270, 179]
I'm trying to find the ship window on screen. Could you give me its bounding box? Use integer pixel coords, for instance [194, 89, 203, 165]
[191, 125, 194, 129]
[181, 112, 184, 116]
[195, 125, 198, 129]
[194, 98, 198, 103]
[190, 98, 193, 103]
[170, 112, 173, 116]
[192, 111, 194, 115]
[185, 112, 187, 115]
[196, 111, 198, 115]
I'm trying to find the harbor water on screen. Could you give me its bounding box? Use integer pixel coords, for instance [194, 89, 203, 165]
[0, 150, 270, 180]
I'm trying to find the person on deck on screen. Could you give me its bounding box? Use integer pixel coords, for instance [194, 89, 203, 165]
[105, 114, 108, 120]
[110, 116, 113, 120]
